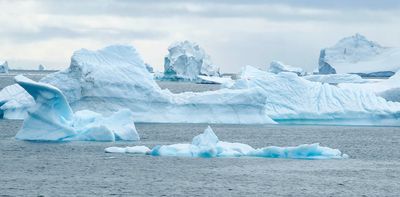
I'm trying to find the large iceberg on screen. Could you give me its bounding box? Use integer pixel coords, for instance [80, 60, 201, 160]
[269, 61, 305, 76]
[0, 60, 9, 73]
[106, 126, 348, 159]
[232, 66, 400, 121]
[0, 84, 35, 119]
[163, 41, 220, 81]
[318, 33, 400, 76]
[14, 75, 139, 141]
[41, 45, 275, 124]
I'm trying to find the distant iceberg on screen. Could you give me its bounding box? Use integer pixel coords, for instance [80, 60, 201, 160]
[0, 84, 35, 119]
[269, 61, 305, 76]
[318, 33, 400, 76]
[0, 60, 9, 73]
[163, 40, 220, 81]
[14, 75, 139, 141]
[106, 126, 348, 159]
[41, 45, 275, 124]
[38, 64, 45, 71]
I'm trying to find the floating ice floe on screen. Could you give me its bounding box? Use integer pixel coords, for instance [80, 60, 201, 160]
[269, 60, 305, 76]
[0, 60, 9, 73]
[233, 66, 400, 120]
[105, 126, 348, 159]
[303, 73, 366, 84]
[14, 75, 139, 141]
[318, 33, 400, 77]
[41, 45, 275, 124]
[0, 84, 35, 119]
[163, 40, 220, 81]
[197, 75, 235, 86]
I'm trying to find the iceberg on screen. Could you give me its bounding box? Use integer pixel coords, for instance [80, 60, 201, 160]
[14, 75, 139, 141]
[163, 40, 220, 81]
[339, 70, 400, 102]
[197, 75, 234, 86]
[0, 84, 35, 119]
[269, 61, 305, 76]
[106, 126, 348, 159]
[38, 64, 45, 71]
[0, 60, 9, 73]
[40, 45, 275, 124]
[318, 33, 400, 76]
[232, 66, 400, 121]
[303, 74, 366, 84]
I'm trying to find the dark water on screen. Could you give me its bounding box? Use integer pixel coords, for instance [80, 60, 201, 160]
[1, 120, 400, 196]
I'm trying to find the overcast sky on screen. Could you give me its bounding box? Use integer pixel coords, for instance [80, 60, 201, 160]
[1, 0, 399, 72]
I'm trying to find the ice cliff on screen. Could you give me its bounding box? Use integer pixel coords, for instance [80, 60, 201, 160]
[105, 126, 348, 159]
[14, 75, 139, 141]
[163, 41, 220, 81]
[318, 33, 400, 76]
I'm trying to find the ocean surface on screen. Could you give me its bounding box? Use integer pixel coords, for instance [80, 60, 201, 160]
[1, 71, 400, 196]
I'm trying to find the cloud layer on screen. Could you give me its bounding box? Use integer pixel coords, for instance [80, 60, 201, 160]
[0, 0, 399, 72]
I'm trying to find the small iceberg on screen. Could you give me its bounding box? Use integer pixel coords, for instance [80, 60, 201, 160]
[14, 75, 139, 142]
[0, 84, 35, 119]
[105, 126, 348, 160]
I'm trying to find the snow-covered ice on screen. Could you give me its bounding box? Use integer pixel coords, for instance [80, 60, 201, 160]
[0, 84, 35, 119]
[0, 60, 9, 73]
[339, 70, 400, 102]
[269, 61, 305, 76]
[14, 75, 139, 141]
[318, 33, 400, 76]
[233, 66, 400, 120]
[197, 75, 234, 86]
[163, 40, 220, 81]
[106, 126, 348, 159]
[303, 74, 366, 84]
[41, 45, 275, 124]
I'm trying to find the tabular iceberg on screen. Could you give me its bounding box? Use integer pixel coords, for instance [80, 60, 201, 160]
[163, 40, 220, 81]
[40, 45, 275, 124]
[318, 33, 400, 77]
[14, 75, 139, 141]
[269, 61, 305, 76]
[0, 84, 35, 119]
[105, 126, 348, 159]
[232, 66, 400, 121]
[0, 60, 9, 73]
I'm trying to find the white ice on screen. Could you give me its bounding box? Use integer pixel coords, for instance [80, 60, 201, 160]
[232, 66, 400, 120]
[339, 70, 400, 102]
[303, 74, 366, 84]
[318, 33, 400, 76]
[14, 75, 139, 141]
[0, 84, 35, 119]
[40, 45, 275, 124]
[163, 40, 220, 81]
[269, 60, 305, 76]
[105, 126, 348, 159]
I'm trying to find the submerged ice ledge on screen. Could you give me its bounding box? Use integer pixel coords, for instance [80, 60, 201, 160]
[105, 126, 348, 160]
